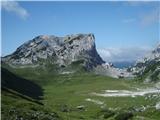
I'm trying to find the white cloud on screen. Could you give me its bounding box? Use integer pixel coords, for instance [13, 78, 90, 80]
[2, 1, 29, 19]
[122, 18, 136, 23]
[122, 8, 159, 27]
[140, 8, 160, 26]
[122, 1, 159, 27]
[97, 47, 151, 62]
[125, 1, 151, 7]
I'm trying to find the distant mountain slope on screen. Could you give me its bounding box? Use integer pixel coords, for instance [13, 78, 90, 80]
[2, 34, 104, 70]
[129, 44, 160, 82]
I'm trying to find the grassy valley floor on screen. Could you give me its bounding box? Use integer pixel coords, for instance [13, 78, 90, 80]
[2, 66, 160, 120]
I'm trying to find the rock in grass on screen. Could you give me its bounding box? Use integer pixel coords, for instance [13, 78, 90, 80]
[98, 108, 115, 119]
[155, 102, 160, 110]
[76, 105, 85, 110]
[115, 112, 133, 120]
[60, 104, 70, 112]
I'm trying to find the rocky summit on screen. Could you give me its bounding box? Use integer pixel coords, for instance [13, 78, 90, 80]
[2, 33, 105, 70]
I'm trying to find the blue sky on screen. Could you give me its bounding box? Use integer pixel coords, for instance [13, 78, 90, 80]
[1, 1, 160, 62]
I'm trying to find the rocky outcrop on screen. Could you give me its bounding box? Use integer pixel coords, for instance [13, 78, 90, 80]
[129, 44, 160, 82]
[2, 34, 105, 70]
[94, 44, 160, 79]
[94, 63, 135, 78]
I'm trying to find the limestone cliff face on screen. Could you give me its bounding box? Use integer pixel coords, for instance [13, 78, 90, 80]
[129, 44, 160, 82]
[2, 33, 105, 70]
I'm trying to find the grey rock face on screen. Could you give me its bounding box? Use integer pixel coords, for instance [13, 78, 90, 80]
[94, 63, 135, 79]
[2, 34, 105, 70]
[129, 44, 160, 81]
[94, 44, 160, 79]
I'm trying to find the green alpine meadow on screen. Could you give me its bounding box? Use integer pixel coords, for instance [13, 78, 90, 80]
[1, 1, 160, 120]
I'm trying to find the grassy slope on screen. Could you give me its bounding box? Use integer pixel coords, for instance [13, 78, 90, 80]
[2, 64, 160, 120]
[2, 90, 60, 120]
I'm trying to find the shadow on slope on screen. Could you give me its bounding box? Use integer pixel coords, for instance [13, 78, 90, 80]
[1, 67, 43, 100]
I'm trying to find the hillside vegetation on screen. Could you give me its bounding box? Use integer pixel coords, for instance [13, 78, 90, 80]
[2, 65, 160, 120]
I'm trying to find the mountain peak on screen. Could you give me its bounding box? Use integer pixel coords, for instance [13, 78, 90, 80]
[39, 35, 50, 40]
[152, 44, 160, 54]
[2, 33, 104, 70]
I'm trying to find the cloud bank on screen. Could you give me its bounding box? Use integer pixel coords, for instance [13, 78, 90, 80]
[123, 1, 159, 27]
[2, 1, 29, 19]
[97, 47, 151, 62]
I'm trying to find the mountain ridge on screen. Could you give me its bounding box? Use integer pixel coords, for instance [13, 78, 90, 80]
[2, 33, 105, 70]
[2, 33, 160, 80]
[129, 44, 160, 82]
